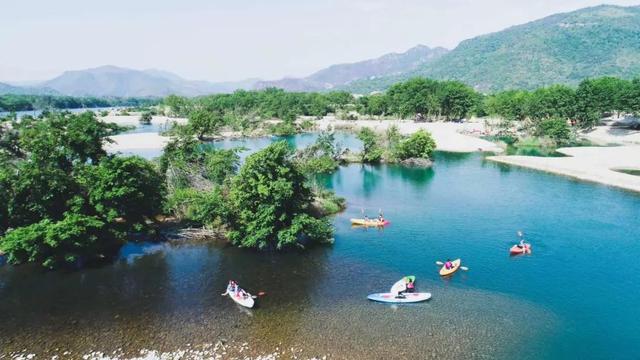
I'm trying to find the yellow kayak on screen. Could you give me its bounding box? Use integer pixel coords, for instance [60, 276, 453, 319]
[439, 259, 461, 276]
[350, 218, 390, 227]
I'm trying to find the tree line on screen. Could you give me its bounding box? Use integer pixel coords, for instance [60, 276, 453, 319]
[484, 77, 640, 128]
[0, 94, 159, 112]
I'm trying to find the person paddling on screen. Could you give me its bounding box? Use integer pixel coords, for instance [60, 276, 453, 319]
[516, 230, 527, 248]
[445, 259, 453, 270]
[406, 278, 415, 293]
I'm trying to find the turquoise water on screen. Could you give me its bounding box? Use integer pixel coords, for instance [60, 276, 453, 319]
[1, 135, 639, 359]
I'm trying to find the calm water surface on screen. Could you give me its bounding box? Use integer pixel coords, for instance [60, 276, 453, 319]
[1, 135, 639, 359]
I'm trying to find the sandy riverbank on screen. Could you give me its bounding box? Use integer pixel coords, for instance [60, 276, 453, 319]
[101, 115, 187, 127]
[315, 118, 502, 153]
[107, 116, 503, 155]
[104, 115, 187, 155]
[488, 146, 640, 193]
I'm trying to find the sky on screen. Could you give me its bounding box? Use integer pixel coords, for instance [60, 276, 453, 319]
[1, 0, 639, 83]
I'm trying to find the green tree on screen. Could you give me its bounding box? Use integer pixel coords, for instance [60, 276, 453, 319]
[536, 118, 572, 143]
[438, 81, 477, 120]
[357, 127, 383, 163]
[0, 112, 165, 269]
[0, 213, 120, 269]
[188, 108, 223, 139]
[139, 112, 153, 125]
[396, 130, 437, 160]
[485, 90, 531, 121]
[204, 148, 241, 184]
[164, 187, 227, 226]
[79, 156, 165, 229]
[527, 85, 576, 121]
[227, 141, 333, 249]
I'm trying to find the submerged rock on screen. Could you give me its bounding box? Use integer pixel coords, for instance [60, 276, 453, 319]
[400, 157, 433, 167]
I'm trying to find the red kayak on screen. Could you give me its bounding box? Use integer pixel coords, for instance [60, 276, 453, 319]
[510, 244, 532, 255]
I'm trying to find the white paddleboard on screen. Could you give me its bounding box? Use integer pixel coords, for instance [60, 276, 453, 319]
[367, 292, 432, 303]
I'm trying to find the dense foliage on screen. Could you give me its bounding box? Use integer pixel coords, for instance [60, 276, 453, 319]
[374, 78, 478, 120]
[0, 94, 158, 112]
[227, 142, 333, 249]
[0, 112, 165, 268]
[395, 130, 437, 160]
[485, 77, 640, 130]
[295, 132, 343, 174]
[357, 128, 384, 163]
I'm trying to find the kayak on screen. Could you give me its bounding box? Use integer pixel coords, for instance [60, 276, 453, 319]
[224, 287, 255, 308]
[390, 275, 416, 294]
[439, 259, 461, 276]
[510, 244, 532, 255]
[368, 292, 432, 303]
[350, 218, 390, 227]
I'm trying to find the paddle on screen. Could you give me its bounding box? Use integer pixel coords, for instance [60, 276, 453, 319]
[251, 291, 267, 299]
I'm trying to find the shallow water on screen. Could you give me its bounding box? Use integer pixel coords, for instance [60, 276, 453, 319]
[1, 136, 640, 359]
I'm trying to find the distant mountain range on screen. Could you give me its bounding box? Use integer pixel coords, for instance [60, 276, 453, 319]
[2, 4, 639, 97]
[254, 45, 449, 92]
[38, 66, 258, 97]
[346, 4, 640, 93]
[0, 82, 59, 96]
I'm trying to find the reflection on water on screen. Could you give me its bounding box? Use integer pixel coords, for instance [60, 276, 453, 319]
[2, 141, 640, 359]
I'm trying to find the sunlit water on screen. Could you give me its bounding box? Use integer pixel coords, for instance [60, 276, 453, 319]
[1, 134, 639, 359]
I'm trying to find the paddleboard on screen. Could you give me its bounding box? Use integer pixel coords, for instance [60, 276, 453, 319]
[367, 292, 431, 303]
[439, 259, 461, 276]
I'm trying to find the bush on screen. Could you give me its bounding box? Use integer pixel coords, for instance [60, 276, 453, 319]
[270, 120, 297, 136]
[139, 112, 153, 125]
[164, 187, 226, 226]
[203, 148, 241, 184]
[0, 213, 120, 269]
[536, 118, 571, 143]
[395, 130, 436, 160]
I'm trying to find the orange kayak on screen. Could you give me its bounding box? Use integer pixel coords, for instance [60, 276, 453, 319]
[510, 244, 532, 255]
[439, 259, 461, 276]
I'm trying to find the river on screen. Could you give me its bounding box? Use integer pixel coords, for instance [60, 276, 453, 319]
[1, 133, 639, 359]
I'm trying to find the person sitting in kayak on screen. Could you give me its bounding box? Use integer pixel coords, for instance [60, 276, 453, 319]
[378, 214, 385, 223]
[445, 259, 453, 270]
[517, 238, 527, 248]
[516, 231, 525, 248]
[406, 278, 415, 293]
[224, 280, 237, 296]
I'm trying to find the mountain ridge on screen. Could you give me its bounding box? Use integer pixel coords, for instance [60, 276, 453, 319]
[254, 45, 448, 91]
[346, 4, 640, 93]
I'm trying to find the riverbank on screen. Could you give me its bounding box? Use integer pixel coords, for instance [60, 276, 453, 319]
[488, 145, 640, 193]
[315, 118, 502, 153]
[106, 116, 502, 155]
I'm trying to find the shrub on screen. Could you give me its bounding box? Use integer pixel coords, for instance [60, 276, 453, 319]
[395, 130, 436, 160]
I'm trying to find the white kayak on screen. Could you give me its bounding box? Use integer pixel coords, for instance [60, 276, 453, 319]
[224, 287, 255, 308]
[367, 292, 432, 303]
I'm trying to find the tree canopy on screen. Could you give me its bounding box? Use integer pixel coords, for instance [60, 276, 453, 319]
[226, 141, 333, 249]
[0, 112, 165, 268]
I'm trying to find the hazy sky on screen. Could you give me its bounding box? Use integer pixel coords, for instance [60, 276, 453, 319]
[1, 0, 639, 83]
